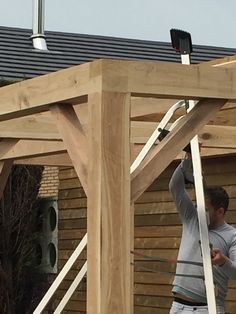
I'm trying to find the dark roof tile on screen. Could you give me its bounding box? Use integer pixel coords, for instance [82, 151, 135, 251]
[1, 25, 236, 81]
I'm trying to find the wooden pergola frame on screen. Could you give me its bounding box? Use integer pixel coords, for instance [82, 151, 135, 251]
[0, 56, 236, 313]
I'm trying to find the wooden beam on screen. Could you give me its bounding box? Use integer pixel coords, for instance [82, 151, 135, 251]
[131, 98, 227, 202]
[0, 139, 66, 160]
[198, 125, 236, 149]
[14, 153, 72, 166]
[87, 91, 132, 314]
[13, 139, 236, 167]
[1, 59, 236, 122]
[131, 97, 236, 125]
[0, 102, 88, 140]
[0, 112, 60, 140]
[200, 148, 236, 157]
[101, 59, 236, 99]
[130, 97, 181, 121]
[0, 60, 97, 120]
[210, 106, 236, 126]
[199, 55, 236, 68]
[0, 98, 235, 141]
[0, 160, 13, 200]
[131, 144, 236, 163]
[50, 104, 88, 195]
[131, 122, 236, 148]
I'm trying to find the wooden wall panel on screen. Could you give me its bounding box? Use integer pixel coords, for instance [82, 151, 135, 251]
[55, 155, 236, 313]
[52, 167, 87, 313]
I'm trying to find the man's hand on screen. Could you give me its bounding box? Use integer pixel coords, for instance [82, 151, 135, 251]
[184, 142, 202, 159]
[211, 248, 227, 267]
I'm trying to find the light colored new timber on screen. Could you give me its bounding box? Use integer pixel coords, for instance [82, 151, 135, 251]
[87, 91, 132, 314]
[1, 59, 236, 122]
[0, 139, 66, 160]
[131, 122, 236, 148]
[14, 153, 72, 166]
[50, 104, 88, 195]
[101, 59, 236, 99]
[131, 98, 227, 202]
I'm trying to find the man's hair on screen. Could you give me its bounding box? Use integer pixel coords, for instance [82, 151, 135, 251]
[205, 185, 229, 213]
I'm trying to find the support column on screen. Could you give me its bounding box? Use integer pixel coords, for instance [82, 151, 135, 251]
[87, 91, 132, 314]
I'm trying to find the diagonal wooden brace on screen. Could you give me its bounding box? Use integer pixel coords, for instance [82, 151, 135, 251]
[50, 103, 88, 195]
[131, 98, 227, 202]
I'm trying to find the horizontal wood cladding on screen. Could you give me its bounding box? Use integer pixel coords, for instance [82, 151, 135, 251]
[56, 155, 236, 313]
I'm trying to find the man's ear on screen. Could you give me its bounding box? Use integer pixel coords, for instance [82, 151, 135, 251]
[218, 207, 225, 216]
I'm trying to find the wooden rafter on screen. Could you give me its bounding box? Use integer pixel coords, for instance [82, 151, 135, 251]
[14, 153, 72, 167]
[0, 139, 65, 161]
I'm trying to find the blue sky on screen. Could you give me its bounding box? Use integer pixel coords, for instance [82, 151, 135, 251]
[1, 0, 236, 48]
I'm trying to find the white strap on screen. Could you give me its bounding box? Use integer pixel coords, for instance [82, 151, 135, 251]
[130, 100, 185, 174]
[54, 262, 87, 314]
[33, 233, 87, 314]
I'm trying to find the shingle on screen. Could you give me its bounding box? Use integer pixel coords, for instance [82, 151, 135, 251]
[0, 25, 236, 81]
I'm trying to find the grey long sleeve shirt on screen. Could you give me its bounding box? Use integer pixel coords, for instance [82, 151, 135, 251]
[169, 159, 236, 306]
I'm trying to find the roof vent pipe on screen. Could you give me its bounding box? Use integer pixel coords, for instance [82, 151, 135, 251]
[31, 0, 48, 50]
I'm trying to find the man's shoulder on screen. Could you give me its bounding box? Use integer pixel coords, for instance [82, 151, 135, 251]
[222, 222, 236, 240]
[224, 222, 236, 231]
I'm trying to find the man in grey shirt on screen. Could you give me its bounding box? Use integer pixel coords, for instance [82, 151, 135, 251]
[169, 157, 236, 314]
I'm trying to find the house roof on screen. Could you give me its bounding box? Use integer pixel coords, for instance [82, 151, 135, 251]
[1, 25, 236, 81]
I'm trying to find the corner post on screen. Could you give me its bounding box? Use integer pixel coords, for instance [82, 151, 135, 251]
[87, 90, 132, 314]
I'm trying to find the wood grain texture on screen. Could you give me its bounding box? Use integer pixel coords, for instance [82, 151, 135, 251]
[87, 91, 132, 314]
[0, 61, 92, 120]
[50, 104, 88, 195]
[0, 139, 66, 160]
[56, 156, 236, 314]
[131, 98, 227, 202]
[14, 153, 72, 166]
[101, 59, 236, 99]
